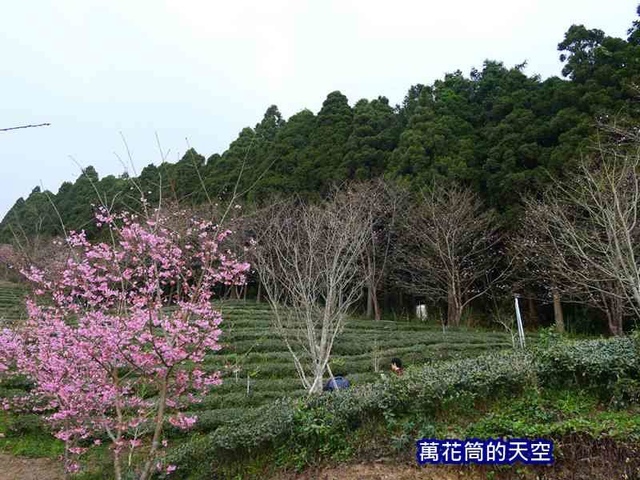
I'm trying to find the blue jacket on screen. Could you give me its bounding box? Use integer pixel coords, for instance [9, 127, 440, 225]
[323, 376, 350, 391]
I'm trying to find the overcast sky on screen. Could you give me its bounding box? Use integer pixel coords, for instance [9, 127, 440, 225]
[0, 0, 635, 219]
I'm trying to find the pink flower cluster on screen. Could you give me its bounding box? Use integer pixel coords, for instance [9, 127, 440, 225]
[0, 208, 250, 476]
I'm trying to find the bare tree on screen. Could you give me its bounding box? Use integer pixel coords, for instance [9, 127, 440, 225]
[253, 192, 371, 394]
[511, 204, 571, 333]
[515, 202, 633, 335]
[394, 184, 503, 327]
[524, 148, 640, 335]
[350, 179, 407, 320]
[587, 280, 630, 336]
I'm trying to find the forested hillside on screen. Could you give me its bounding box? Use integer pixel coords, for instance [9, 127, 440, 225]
[2, 11, 639, 241]
[3, 9, 640, 479]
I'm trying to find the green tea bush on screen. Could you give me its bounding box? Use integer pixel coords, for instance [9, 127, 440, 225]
[169, 335, 640, 478]
[534, 336, 639, 395]
[610, 378, 640, 409]
[276, 394, 366, 468]
[168, 351, 530, 476]
[169, 398, 297, 476]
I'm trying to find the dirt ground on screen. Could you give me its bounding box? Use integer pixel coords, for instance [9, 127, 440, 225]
[0, 456, 502, 480]
[276, 463, 640, 480]
[274, 457, 639, 480]
[0, 457, 486, 480]
[276, 463, 483, 480]
[1, 450, 638, 480]
[0, 454, 64, 480]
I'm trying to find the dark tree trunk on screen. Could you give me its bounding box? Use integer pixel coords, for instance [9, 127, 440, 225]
[526, 294, 539, 329]
[600, 288, 624, 336]
[372, 288, 381, 321]
[552, 289, 565, 333]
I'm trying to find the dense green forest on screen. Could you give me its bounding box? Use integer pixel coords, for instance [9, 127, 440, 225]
[2, 9, 640, 338]
[4, 8, 640, 480]
[3, 10, 639, 241]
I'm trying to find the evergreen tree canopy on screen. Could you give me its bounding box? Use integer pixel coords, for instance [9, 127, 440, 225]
[2, 9, 640, 241]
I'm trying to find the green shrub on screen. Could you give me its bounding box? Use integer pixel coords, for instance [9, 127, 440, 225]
[168, 350, 531, 475]
[610, 378, 640, 409]
[169, 398, 296, 477]
[169, 335, 640, 477]
[534, 336, 639, 396]
[277, 397, 356, 469]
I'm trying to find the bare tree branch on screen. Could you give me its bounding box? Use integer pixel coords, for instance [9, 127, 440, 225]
[523, 146, 640, 335]
[394, 183, 504, 326]
[0, 123, 50, 132]
[252, 191, 371, 394]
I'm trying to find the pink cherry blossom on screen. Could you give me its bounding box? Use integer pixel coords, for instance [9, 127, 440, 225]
[0, 207, 249, 480]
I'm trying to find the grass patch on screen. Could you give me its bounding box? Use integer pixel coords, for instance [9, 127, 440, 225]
[0, 412, 64, 458]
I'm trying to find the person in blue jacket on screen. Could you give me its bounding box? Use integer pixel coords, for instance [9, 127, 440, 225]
[323, 372, 350, 392]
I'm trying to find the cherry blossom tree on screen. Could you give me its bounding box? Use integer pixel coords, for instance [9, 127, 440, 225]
[0, 207, 250, 479]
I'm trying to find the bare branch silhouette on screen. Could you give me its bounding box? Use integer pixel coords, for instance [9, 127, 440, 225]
[0, 123, 50, 132]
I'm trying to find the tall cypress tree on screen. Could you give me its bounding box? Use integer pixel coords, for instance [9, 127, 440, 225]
[343, 96, 399, 180]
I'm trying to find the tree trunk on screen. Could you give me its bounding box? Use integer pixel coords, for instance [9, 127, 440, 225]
[366, 286, 373, 319]
[256, 281, 262, 303]
[526, 295, 538, 329]
[139, 376, 169, 480]
[372, 288, 381, 321]
[604, 307, 624, 336]
[611, 316, 624, 336]
[601, 289, 624, 336]
[631, 285, 640, 313]
[447, 288, 463, 327]
[552, 289, 565, 333]
[308, 362, 325, 394]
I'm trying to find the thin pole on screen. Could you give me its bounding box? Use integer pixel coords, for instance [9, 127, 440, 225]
[515, 295, 526, 348]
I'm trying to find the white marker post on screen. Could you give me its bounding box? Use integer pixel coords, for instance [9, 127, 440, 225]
[514, 295, 526, 349]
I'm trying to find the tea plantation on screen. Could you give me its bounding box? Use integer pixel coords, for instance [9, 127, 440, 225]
[6, 281, 639, 479]
[183, 301, 514, 432]
[0, 281, 514, 449]
[0, 281, 26, 323]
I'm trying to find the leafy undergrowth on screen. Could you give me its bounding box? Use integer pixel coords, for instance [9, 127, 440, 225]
[0, 411, 63, 458]
[166, 333, 640, 479]
[237, 387, 640, 480]
[458, 388, 640, 441]
[2, 341, 639, 479]
[342, 388, 640, 480]
[2, 282, 639, 479]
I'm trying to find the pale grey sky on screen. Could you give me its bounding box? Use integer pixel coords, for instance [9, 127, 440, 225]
[0, 0, 635, 219]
